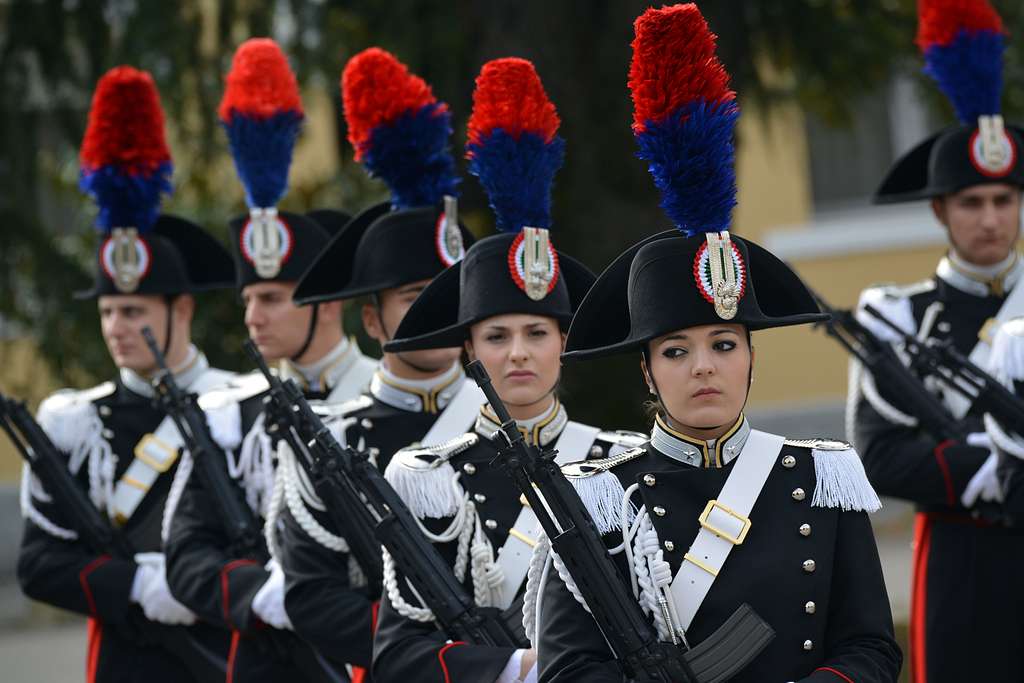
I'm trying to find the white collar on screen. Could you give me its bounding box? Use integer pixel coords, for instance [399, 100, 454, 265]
[936, 251, 1022, 297]
[279, 337, 359, 393]
[649, 414, 750, 468]
[370, 360, 465, 413]
[120, 344, 207, 398]
[474, 398, 567, 447]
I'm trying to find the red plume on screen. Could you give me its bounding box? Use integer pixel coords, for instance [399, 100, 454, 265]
[80, 66, 170, 174]
[218, 38, 303, 122]
[917, 0, 1004, 50]
[628, 3, 734, 134]
[466, 58, 559, 149]
[342, 47, 440, 161]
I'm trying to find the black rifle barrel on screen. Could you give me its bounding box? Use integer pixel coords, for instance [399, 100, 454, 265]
[242, 339, 384, 593]
[140, 327, 266, 560]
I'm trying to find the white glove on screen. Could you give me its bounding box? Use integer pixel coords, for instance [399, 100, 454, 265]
[130, 552, 196, 625]
[496, 649, 538, 683]
[251, 558, 292, 630]
[961, 436, 1004, 508]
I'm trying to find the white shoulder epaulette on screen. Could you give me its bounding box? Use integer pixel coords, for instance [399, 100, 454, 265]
[863, 279, 935, 300]
[561, 446, 646, 479]
[314, 394, 373, 420]
[785, 437, 882, 513]
[384, 433, 479, 520]
[596, 429, 648, 449]
[783, 437, 852, 450]
[38, 381, 116, 417]
[197, 371, 268, 410]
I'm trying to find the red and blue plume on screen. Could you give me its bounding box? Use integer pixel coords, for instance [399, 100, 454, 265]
[917, 0, 1006, 124]
[465, 58, 564, 234]
[629, 4, 738, 237]
[79, 66, 172, 234]
[342, 48, 458, 209]
[218, 38, 304, 209]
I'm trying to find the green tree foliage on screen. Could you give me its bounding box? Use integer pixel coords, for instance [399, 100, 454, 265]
[1, 0, 1021, 426]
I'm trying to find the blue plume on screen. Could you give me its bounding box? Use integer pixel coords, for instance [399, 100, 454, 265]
[924, 29, 1005, 123]
[222, 110, 302, 208]
[635, 100, 739, 237]
[363, 102, 460, 208]
[466, 129, 565, 233]
[79, 162, 173, 233]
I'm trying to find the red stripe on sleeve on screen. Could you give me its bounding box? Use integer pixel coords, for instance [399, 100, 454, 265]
[78, 555, 112, 617]
[933, 440, 957, 506]
[816, 665, 855, 683]
[219, 559, 258, 629]
[438, 641, 466, 683]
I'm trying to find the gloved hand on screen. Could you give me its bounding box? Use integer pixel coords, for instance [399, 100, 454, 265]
[251, 558, 292, 630]
[962, 433, 1004, 508]
[130, 552, 196, 625]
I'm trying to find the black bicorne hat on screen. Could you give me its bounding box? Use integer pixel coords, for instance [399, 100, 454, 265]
[227, 210, 347, 290]
[875, 124, 1024, 203]
[382, 233, 595, 352]
[876, 1, 1023, 202]
[293, 199, 474, 304]
[562, 230, 826, 361]
[76, 214, 235, 300]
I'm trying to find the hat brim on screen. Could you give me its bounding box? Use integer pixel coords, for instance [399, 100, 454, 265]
[384, 251, 595, 353]
[562, 230, 827, 362]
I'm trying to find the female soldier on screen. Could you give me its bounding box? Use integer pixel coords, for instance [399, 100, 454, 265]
[372, 58, 643, 683]
[532, 5, 901, 682]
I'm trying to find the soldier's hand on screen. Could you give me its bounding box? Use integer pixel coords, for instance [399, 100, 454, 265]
[130, 552, 196, 625]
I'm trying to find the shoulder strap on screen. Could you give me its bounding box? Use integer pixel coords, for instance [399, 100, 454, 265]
[494, 421, 602, 609]
[669, 429, 785, 630]
[109, 368, 229, 524]
[421, 381, 485, 446]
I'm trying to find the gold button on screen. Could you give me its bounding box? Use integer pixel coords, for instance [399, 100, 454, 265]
[792, 488, 806, 501]
[462, 463, 477, 475]
[781, 455, 796, 469]
[802, 559, 816, 573]
[653, 505, 666, 517]
[803, 639, 813, 651]
[664, 540, 675, 551]
[805, 601, 816, 614]
[799, 523, 811, 537]
[643, 474, 656, 487]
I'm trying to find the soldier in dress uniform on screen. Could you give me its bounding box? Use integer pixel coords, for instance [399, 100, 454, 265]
[162, 39, 373, 682]
[17, 66, 236, 682]
[270, 48, 479, 679]
[848, 2, 1024, 681]
[532, 6, 901, 682]
[372, 57, 645, 683]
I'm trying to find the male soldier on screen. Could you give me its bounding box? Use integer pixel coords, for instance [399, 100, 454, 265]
[271, 47, 479, 678]
[17, 66, 235, 682]
[850, 2, 1024, 681]
[162, 39, 375, 681]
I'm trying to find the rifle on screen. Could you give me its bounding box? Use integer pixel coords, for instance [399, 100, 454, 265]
[141, 327, 267, 561]
[243, 341, 520, 647]
[243, 340, 384, 595]
[861, 305, 1024, 431]
[0, 391, 225, 679]
[811, 291, 965, 442]
[466, 360, 774, 683]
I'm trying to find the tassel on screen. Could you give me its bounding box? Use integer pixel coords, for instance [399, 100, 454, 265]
[568, 471, 635, 535]
[384, 456, 462, 519]
[811, 447, 882, 512]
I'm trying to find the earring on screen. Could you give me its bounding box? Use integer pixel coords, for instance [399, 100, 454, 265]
[648, 384, 656, 394]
